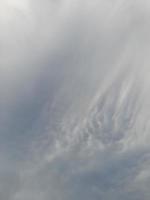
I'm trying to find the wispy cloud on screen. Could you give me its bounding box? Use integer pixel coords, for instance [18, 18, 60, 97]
[0, 0, 150, 199]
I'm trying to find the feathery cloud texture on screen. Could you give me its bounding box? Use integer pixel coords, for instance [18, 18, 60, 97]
[0, 0, 150, 199]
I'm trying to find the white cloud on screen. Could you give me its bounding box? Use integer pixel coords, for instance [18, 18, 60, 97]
[0, 0, 150, 200]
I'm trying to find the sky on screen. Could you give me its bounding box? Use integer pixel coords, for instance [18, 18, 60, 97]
[0, 0, 150, 199]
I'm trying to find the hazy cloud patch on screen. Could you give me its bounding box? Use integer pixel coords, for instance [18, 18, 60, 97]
[0, 0, 150, 199]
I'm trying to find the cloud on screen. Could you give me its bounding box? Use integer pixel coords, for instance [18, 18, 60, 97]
[0, 0, 150, 200]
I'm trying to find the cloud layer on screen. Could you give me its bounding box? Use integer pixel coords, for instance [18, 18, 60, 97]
[0, 0, 150, 199]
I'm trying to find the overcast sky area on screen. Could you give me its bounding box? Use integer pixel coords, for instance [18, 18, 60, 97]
[0, 0, 150, 199]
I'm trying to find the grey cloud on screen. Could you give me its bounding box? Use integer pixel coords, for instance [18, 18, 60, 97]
[0, 0, 150, 200]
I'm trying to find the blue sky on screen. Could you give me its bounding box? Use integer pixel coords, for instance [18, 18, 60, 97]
[0, 0, 150, 199]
